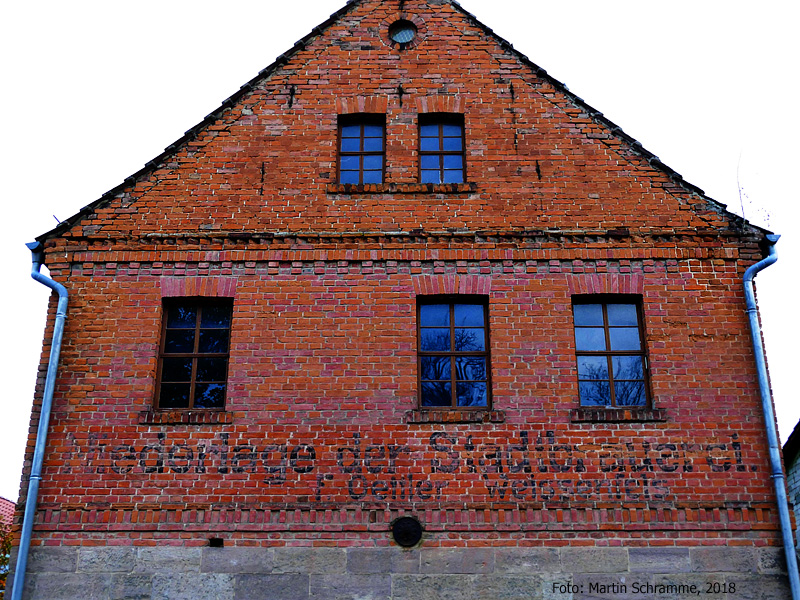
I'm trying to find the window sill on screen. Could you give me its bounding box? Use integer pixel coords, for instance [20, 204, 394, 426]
[570, 407, 666, 423]
[327, 182, 477, 194]
[405, 409, 505, 424]
[138, 410, 233, 425]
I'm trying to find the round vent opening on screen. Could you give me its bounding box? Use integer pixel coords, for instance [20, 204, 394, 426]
[388, 20, 417, 44]
[391, 516, 423, 547]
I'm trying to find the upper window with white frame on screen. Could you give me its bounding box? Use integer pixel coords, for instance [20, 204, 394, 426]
[572, 296, 649, 407]
[419, 114, 465, 184]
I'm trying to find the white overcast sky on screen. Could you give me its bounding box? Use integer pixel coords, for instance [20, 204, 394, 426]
[1, 0, 798, 502]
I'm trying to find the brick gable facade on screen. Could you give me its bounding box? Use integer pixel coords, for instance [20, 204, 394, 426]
[10, 0, 789, 598]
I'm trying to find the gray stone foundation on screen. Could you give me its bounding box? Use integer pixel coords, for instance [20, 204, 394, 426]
[8, 546, 790, 599]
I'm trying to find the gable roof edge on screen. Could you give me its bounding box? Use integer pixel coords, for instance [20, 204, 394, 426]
[36, 0, 366, 244]
[38, 0, 768, 244]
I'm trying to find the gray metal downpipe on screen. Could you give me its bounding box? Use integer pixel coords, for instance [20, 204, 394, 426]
[743, 233, 800, 599]
[11, 242, 69, 600]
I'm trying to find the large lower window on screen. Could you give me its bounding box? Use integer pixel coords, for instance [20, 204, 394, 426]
[419, 114, 465, 184]
[572, 297, 649, 407]
[338, 114, 385, 184]
[156, 299, 232, 410]
[418, 297, 490, 408]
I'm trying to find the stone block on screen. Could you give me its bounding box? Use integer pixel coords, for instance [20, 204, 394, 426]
[151, 572, 235, 600]
[272, 547, 346, 574]
[628, 548, 690, 573]
[234, 574, 310, 600]
[572, 574, 652, 600]
[651, 574, 725, 600]
[392, 575, 476, 600]
[78, 547, 136, 573]
[421, 548, 494, 574]
[559, 548, 628, 574]
[32, 573, 113, 600]
[309, 573, 391, 599]
[347, 547, 420, 573]
[757, 547, 787, 574]
[201, 547, 273, 574]
[494, 548, 561, 574]
[134, 547, 202, 574]
[690, 547, 757, 573]
[472, 575, 543, 600]
[27, 547, 78, 573]
[109, 574, 153, 600]
[724, 575, 791, 600]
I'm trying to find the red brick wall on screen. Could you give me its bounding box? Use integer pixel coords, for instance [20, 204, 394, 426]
[20, 0, 779, 549]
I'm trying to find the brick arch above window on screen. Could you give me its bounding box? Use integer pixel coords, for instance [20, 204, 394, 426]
[566, 273, 644, 296]
[160, 277, 238, 298]
[415, 95, 464, 114]
[335, 96, 389, 115]
[411, 274, 491, 296]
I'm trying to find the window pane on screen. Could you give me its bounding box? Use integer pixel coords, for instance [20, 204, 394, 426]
[442, 137, 462, 151]
[363, 124, 383, 138]
[362, 170, 382, 184]
[341, 125, 360, 138]
[443, 155, 463, 169]
[340, 170, 359, 184]
[164, 330, 195, 353]
[577, 356, 609, 380]
[612, 356, 643, 379]
[340, 155, 359, 170]
[579, 381, 610, 406]
[201, 305, 231, 329]
[420, 124, 438, 137]
[159, 383, 191, 409]
[421, 138, 440, 152]
[454, 304, 483, 327]
[420, 304, 449, 326]
[607, 304, 638, 326]
[573, 304, 603, 326]
[194, 383, 226, 409]
[420, 328, 451, 351]
[456, 357, 486, 381]
[609, 327, 641, 351]
[614, 381, 646, 406]
[574, 327, 606, 351]
[167, 306, 196, 329]
[443, 170, 464, 184]
[457, 382, 487, 407]
[421, 155, 440, 169]
[420, 356, 451, 381]
[161, 358, 193, 382]
[455, 328, 485, 351]
[197, 358, 228, 382]
[363, 155, 382, 170]
[421, 170, 441, 183]
[421, 382, 451, 406]
[442, 124, 462, 137]
[363, 138, 382, 152]
[341, 138, 360, 152]
[199, 330, 229, 354]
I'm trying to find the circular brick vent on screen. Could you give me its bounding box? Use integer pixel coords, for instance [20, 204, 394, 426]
[391, 516, 423, 547]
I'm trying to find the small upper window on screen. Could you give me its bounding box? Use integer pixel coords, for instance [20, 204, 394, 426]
[338, 115, 385, 184]
[156, 299, 232, 410]
[418, 297, 490, 408]
[572, 297, 649, 407]
[419, 114, 465, 184]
